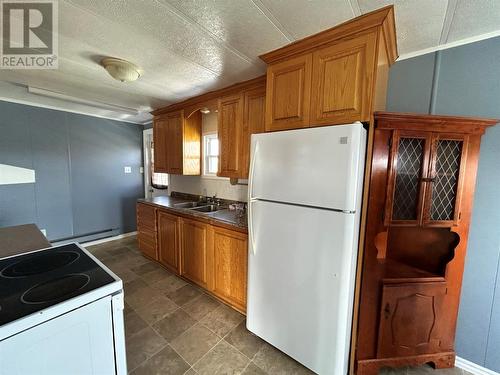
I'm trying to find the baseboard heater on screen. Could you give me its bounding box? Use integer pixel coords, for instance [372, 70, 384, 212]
[51, 228, 121, 246]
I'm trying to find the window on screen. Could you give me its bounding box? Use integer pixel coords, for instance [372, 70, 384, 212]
[203, 133, 219, 176]
[150, 140, 168, 189]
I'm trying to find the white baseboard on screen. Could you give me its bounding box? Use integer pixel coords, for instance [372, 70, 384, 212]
[456, 357, 499, 375]
[81, 231, 137, 247]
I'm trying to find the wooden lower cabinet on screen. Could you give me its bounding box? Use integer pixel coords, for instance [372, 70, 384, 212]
[207, 226, 248, 313]
[136, 203, 158, 260]
[180, 218, 209, 288]
[377, 281, 447, 358]
[157, 211, 180, 273]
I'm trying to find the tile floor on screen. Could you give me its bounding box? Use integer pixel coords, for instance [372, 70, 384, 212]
[86, 236, 470, 375]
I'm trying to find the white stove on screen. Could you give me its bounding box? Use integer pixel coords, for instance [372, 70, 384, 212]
[0, 242, 126, 375]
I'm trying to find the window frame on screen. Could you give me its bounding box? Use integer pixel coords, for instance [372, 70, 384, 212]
[202, 132, 222, 179]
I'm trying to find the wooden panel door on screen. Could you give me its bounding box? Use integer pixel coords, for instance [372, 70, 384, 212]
[136, 203, 158, 260]
[377, 281, 447, 358]
[384, 130, 433, 226]
[166, 111, 184, 174]
[153, 117, 168, 173]
[157, 211, 180, 274]
[218, 94, 243, 178]
[423, 134, 468, 227]
[265, 54, 312, 131]
[310, 32, 376, 126]
[208, 226, 248, 312]
[241, 87, 266, 178]
[180, 218, 208, 287]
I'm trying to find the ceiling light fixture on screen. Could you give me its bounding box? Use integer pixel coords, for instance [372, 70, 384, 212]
[27, 86, 140, 115]
[200, 107, 211, 114]
[100, 57, 141, 83]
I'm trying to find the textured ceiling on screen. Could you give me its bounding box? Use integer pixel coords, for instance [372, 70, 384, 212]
[0, 0, 498, 123]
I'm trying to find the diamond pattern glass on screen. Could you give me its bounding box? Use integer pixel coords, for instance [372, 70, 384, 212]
[392, 137, 425, 221]
[430, 140, 462, 221]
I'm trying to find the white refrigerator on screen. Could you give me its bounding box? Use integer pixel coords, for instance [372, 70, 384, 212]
[247, 123, 367, 375]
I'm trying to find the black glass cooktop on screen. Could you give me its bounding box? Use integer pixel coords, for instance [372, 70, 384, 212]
[0, 243, 116, 326]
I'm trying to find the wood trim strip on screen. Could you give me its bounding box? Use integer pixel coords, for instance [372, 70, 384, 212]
[151, 75, 266, 116]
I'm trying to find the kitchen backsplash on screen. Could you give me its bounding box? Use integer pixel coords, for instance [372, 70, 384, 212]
[169, 175, 248, 202]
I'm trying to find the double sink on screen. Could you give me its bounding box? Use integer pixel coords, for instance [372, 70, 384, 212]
[173, 201, 223, 213]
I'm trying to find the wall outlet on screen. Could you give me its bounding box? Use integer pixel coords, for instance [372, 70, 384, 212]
[40, 229, 47, 237]
[140, 166, 144, 174]
[124, 166, 132, 174]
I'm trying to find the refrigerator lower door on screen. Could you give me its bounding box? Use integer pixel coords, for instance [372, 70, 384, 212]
[247, 199, 360, 375]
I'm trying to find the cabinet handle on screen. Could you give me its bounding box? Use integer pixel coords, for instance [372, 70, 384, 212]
[384, 303, 391, 319]
[421, 177, 435, 182]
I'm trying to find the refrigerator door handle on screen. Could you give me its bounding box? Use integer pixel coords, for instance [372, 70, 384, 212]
[248, 141, 259, 200]
[248, 142, 259, 255]
[248, 199, 256, 255]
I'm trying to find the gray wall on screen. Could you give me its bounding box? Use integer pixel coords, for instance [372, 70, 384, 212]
[0, 101, 144, 242]
[386, 37, 500, 371]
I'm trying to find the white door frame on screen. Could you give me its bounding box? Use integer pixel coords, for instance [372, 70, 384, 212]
[143, 128, 153, 198]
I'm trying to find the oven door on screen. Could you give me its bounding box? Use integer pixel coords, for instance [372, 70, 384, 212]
[0, 296, 117, 375]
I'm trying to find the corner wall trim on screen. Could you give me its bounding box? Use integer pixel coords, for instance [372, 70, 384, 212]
[81, 231, 137, 247]
[455, 357, 500, 375]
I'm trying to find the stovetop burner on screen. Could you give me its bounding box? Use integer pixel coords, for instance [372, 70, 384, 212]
[22, 273, 91, 304]
[1, 251, 80, 278]
[0, 243, 116, 326]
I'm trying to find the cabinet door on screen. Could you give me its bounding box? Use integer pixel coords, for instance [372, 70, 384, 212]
[136, 203, 158, 260]
[265, 54, 312, 131]
[208, 226, 248, 312]
[157, 211, 180, 274]
[423, 134, 468, 227]
[241, 87, 266, 178]
[166, 111, 184, 175]
[310, 32, 376, 126]
[385, 131, 432, 226]
[377, 281, 447, 358]
[153, 118, 168, 173]
[218, 94, 243, 178]
[180, 218, 208, 287]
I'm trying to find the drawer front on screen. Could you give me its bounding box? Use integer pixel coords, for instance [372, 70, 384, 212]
[138, 229, 157, 260]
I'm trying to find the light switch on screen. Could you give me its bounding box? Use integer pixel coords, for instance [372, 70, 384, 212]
[140, 167, 144, 174]
[124, 166, 132, 174]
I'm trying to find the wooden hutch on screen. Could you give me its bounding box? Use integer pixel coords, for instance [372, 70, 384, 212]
[355, 112, 498, 375]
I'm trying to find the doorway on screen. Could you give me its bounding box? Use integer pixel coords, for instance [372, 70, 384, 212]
[143, 128, 169, 199]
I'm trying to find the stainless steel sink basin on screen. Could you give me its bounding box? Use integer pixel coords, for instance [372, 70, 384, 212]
[188, 205, 221, 213]
[173, 201, 207, 208]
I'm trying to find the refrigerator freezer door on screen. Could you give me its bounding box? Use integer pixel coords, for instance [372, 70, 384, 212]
[249, 123, 366, 212]
[247, 199, 360, 375]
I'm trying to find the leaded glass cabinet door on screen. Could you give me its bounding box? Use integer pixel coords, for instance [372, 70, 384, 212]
[423, 134, 468, 227]
[385, 131, 432, 226]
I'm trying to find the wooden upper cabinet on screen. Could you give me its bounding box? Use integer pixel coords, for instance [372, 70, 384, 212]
[180, 218, 209, 287]
[260, 6, 397, 131]
[241, 87, 266, 177]
[153, 117, 168, 173]
[265, 54, 312, 131]
[207, 226, 248, 313]
[218, 94, 243, 178]
[157, 210, 180, 274]
[310, 32, 376, 126]
[165, 111, 184, 174]
[153, 110, 201, 175]
[384, 129, 468, 228]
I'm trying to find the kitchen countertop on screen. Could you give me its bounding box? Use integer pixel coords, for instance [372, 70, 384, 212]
[0, 224, 51, 259]
[138, 195, 248, 233]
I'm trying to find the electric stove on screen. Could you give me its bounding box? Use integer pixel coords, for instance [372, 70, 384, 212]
[0, 243, 116, 326]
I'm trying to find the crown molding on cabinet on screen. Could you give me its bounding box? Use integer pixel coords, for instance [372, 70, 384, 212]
[259, 5, 398, 65]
